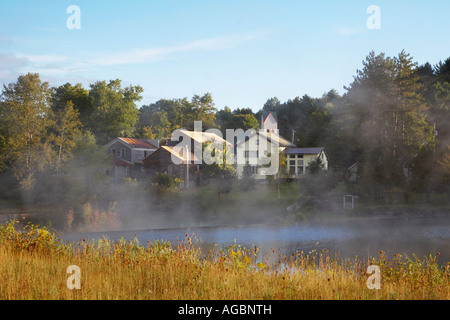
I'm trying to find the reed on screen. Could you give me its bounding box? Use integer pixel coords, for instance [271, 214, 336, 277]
[0, 220, 448, 300]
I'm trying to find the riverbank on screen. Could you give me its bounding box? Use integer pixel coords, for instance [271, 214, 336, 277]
[0, 180, 448, 232]
[0, 220, 448, 300]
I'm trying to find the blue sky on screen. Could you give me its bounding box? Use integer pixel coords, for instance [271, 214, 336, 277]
[1, 0, 449, 111]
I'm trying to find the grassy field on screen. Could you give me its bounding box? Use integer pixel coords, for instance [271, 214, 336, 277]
[0, 220, 448, 300]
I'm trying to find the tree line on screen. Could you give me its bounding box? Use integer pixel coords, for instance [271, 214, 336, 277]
[0, 50, 449, 204]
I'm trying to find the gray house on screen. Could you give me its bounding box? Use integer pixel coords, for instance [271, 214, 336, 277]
[105, 137, 159, 182]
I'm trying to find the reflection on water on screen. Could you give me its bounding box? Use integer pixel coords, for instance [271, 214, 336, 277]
[62, 216, 450, 265]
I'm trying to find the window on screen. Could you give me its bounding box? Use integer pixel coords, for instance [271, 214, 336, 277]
[251, 165, 257, 174]
[121, 148, 126, 158]
[245, 150, 259, 158]
[111, 148, 116, 158]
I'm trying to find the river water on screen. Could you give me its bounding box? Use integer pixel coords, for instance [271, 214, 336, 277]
[61, 215, 450, 265]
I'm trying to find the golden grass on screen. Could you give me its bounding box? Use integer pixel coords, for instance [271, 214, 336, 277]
[0, 220, 448, 300]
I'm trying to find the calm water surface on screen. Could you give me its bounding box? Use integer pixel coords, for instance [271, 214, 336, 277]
[62, 216, 450, 264]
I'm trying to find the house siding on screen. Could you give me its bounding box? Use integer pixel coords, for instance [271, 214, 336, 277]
[132, 148, 155, 163]
[143, 148, 177, 175]
[106, 141, 132, 163]
[286, 150, 328, 176]
[235, 131, 292, 179]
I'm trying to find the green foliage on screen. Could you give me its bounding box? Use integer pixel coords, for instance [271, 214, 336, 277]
[50, 82, 91, 124]
[239, 162, 255, 191]
[88, 79, 142, 144]
[215, 107, 259, 136]
[151, 172, 182, 195]
[136, 93, 216, 140]
[345, 51, 435, 197]
[0, 73, 53, 191]
[201, 141, 236, 179]
[299, 159, 336, 200]
[47, 101, 83, 171]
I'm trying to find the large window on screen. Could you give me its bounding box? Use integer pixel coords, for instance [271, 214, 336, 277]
[288, 155, 304, 175]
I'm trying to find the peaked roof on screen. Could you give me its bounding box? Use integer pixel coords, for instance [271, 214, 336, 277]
[178, 130, 232, 146]
[258, 131, 294, 147]
[284, 147, 324, 155]
[264, 111, 277, 123]
[144, 145, 200, 163]
[261, 111, 277, 122]
[235, 130, 295, 148]
[106, 137, 158, 149]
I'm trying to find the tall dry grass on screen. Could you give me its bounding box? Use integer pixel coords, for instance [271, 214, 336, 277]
[0, 220, 448, 300]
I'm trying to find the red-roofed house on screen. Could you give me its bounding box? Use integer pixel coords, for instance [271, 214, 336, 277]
[105, 137, 159, 182]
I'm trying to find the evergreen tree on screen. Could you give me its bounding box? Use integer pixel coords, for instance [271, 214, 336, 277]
[345, 51, 434, 197]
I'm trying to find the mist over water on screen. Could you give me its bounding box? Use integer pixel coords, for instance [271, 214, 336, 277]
[62, 215, 450, 265]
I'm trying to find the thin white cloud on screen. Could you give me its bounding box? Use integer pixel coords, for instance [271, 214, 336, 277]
[0, 33, 14, 45]
[17, 54, 68, 64]
[82, 32, 264, 68]
[334, 26, 364, 36]
[1, 32, 266, 82]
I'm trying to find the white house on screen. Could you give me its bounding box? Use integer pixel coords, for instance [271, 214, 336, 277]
[235, 112, 295, 179]
[284, 147, 328, 177]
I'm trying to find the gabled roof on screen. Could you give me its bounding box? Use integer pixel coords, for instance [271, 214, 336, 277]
[105, 137, 158, 149]
[235, 130, 295, 148]
[264, 111, 277, 123]
[258, 131, 294, 147]
[178, 130, 232, 146]
[144, 146, 200, 163]
[284, 147, 324, 155]
[161, 146, 200, 162]
[261, 111, 277, 122]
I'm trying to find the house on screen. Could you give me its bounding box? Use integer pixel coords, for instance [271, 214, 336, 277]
[284, 147, 329, 177]
[105, 137, 159, 182]
[235, 112, 295, 179]
[142, 129, 231, 187]
[143, 145, 200, 188]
